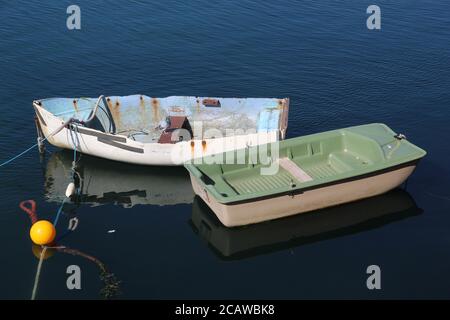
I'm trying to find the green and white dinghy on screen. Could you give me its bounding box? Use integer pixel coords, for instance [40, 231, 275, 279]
[184, 123, 426, 227]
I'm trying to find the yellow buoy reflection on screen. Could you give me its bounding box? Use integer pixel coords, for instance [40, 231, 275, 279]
[31, 244, 56, 260]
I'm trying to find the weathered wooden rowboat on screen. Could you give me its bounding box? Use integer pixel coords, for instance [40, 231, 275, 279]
[190, 189, 421, 259]
[32, 95, 289, 166]
[184, 123, 426, 227]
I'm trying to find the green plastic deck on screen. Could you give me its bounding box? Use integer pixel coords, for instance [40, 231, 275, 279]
[184, 123, 426, 204]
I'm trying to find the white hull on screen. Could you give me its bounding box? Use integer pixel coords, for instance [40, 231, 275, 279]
[190, 164, 417, 227]
[35, 104, 280, 166]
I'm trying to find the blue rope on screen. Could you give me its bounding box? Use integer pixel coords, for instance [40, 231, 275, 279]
[53, 198, 66, 226]
[69, 124, 79, 169]
[72, 144, 77, 170]
[0, 143, 39, 168]
[1, 117, 73, 169]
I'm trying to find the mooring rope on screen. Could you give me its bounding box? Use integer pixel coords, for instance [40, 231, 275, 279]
[0, 118, 73, 168]
[13, 99, 105, 299]
[31, 246, 47, 300]
[0, 143, 41, 168]
[53, 198, 67, 226]
[69, 123, 81, 170]
[1, 95, 105, 169]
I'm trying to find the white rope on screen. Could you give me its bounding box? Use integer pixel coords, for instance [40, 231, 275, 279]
[31, 246, 47, 300]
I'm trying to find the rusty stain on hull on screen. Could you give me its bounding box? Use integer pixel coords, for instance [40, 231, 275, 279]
[73, 99, 79, 113]
[33, 95, 290, 164]
[151, 98, 160, 123]
[202, 140, 207, 153]
[106, 97, 112, 110]
[111, 99, 121, 128]
[190, 141, 195, 157]
[202, 98, 221, 107]
[195, 97, 200, 113]
[139, 95, 146, 125]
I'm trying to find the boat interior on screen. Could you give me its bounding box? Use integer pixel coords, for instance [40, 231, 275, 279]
[36, 95, 288, 144]
[192, 124, 422, 199]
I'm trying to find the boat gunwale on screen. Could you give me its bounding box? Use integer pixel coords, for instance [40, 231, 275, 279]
[207, 159, 422, 205]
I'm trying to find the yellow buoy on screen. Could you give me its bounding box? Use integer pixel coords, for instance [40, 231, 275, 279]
[29, 220, 56, 245]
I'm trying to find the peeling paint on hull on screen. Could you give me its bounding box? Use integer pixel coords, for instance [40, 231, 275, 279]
[33, 95, 289, 166]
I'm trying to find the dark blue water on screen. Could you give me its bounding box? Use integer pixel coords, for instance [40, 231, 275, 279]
[1, 0, 450, 299]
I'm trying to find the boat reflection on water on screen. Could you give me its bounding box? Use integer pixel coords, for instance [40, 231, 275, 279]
[190, 189, 422, 260]
[44, 150, 194, 207]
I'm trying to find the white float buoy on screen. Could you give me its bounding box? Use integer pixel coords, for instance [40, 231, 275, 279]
[65, 182, 76, 198]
